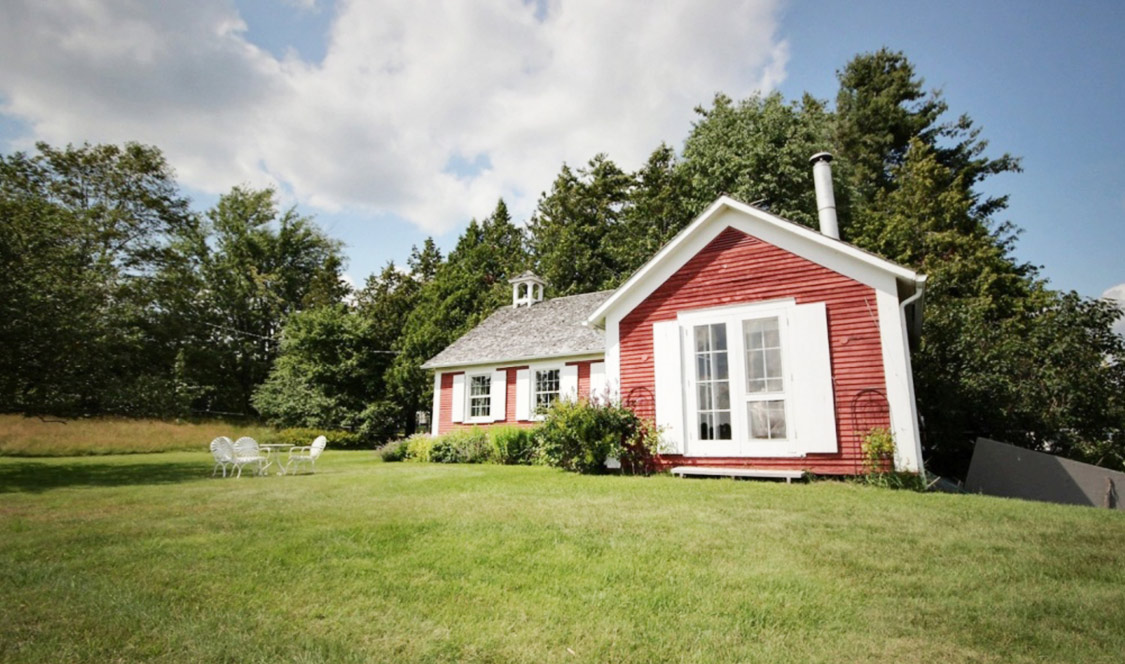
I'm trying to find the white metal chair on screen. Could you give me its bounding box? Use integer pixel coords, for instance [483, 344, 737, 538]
[231, 436, 268, 478]
[286, 435, 327, 475]
[210, 436, 235, 477]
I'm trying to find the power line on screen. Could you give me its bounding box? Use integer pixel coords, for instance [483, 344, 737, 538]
[200, 321, 399, 353]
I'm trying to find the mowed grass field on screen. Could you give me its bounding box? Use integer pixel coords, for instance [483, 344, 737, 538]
[0, 414, 274, 456]
[2, 450, 1124, 663]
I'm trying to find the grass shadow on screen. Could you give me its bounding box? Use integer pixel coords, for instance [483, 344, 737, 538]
[0, 460, 217, 494]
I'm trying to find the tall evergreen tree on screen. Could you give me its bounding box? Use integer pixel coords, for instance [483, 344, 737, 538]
[407, 237, 443, 282]
[679, 92, 839, 230]
[387, 199, 527, 434]
[831, 51, 1121, 474]
[527, 155, 633, 294]
[608, 143, 695, 274]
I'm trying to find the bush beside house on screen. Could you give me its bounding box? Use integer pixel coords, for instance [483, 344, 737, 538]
[379, 399, 661, 474]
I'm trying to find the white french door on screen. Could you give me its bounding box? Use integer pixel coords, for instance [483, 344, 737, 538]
[681, 301, 795, 457]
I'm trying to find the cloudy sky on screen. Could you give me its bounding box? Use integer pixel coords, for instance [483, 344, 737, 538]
[0, 0, 1122, 318]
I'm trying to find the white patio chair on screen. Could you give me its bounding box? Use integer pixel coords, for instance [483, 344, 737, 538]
[286, 435, 327, 475]
[231, 436, 268, 478]
[210, 436, 235, 477]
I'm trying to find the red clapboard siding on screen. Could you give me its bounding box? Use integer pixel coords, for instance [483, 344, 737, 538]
[619, 226, 889, 475]
[437, 371, 460, 435]
[567, 360, 592, 400]
[436, 362, 600, 434]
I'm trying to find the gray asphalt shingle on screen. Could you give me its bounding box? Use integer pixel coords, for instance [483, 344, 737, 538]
[421, 291, 611, 369]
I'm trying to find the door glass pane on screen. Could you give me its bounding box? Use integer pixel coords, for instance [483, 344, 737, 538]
[696, 355, 711, 381]
[694, 323, 731, 442]
[748, 400, 786, 440]
[695, 327, 710, 352]
[744, 317, 783, 394]
[716, 382, 730, 409]
[714, 352, 729, 380]
[768, 400, 787, 439]
[698, 412, 713, 440]
[748, 350, 765, 393]
[716, 411, 732, 440]
[713, 323, 726, 349]
[765, 348, 782, 379]
[764, 325, 780, 348]
[697, 384, 712, 410]
[749, 401, 769, 439]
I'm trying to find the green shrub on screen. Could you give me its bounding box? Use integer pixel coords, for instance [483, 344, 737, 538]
[861, 427, 896, 474]
[488, 426, 537, 465]
[854, 427, 924, 490]
[430, 428, 491, 464]
[377, 438, 409, 462]
[617, 415, 664, 475]
[263, 427, 363, 450]
[534, 399, 661, 474]
[404, 433, 435, 462]
[354, 400, 404, 445]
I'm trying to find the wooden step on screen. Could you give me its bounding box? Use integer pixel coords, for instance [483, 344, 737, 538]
[669, 466, 805, 483]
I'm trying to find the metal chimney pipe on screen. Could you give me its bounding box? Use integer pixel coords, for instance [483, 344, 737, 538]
[809, 152, 839, 239]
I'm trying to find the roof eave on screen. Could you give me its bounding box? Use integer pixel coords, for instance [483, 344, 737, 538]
[421, 349, 605, 371]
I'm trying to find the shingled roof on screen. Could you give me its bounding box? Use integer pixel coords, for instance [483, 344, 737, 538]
[421, 290, 612, 369]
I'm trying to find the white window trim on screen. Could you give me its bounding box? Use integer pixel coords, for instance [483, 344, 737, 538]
[742, 316, 790, 443]
[679, 299, 801, 458]
[465, 372, 494, 424]
[529, 363, 563, 421]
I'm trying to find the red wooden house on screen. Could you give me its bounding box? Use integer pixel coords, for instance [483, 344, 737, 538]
[423, 155, 926, 474]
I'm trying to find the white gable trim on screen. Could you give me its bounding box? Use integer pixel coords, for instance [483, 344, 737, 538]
[586, 196, 919, 328]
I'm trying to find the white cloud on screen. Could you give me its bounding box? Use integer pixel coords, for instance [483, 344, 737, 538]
[1102, 283, 1125, 337]
[0, 0, 788, 233]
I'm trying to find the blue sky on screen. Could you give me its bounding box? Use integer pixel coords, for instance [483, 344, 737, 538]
[0, 0, 1121, 306]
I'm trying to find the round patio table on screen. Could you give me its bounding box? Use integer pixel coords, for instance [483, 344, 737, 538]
[259, 443, 294, 475]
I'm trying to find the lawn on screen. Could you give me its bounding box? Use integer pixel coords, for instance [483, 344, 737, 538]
[1, 452, 1123, 663]
[0, 414, 275, 456]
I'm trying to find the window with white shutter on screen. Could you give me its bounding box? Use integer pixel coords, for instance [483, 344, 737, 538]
[467, 373, 492, 422]
[676, 299, 836, 457]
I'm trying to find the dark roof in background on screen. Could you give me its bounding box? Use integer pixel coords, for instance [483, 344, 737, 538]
[421, 290, 611, 369]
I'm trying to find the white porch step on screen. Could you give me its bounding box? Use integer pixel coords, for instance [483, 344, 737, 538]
[670, 466, 804, 483]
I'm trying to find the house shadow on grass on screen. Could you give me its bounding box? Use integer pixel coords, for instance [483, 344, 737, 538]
[0, 460, 210, 494]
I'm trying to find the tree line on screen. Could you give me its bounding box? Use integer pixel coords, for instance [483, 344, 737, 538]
[2, 49, 1122, 475]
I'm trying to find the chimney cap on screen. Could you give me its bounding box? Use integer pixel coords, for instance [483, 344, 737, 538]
[809, 152, 833, 165]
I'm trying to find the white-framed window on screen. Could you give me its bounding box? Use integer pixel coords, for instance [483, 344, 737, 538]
[534, 368, 560, 412]
[451, 369, 507, 425]
[743, 317, 787, 441]
[693, 323, 732, 441]
[467, 373, 492, 422]
[653, 300, 836, 458]
[677, 300, 798, 457]
[515, 363, 579, 421]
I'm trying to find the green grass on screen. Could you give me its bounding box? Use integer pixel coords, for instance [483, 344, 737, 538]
[1, 453, 1123, 663]
[0, 414, 275, 456]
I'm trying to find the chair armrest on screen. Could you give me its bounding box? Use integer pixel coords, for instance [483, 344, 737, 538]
[288, 446, 311, 456]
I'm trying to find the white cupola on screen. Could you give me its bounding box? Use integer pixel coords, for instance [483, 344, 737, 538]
[509, 271, 547, 308]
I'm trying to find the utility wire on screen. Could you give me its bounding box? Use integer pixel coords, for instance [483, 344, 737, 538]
[200, 321, 400, 353]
